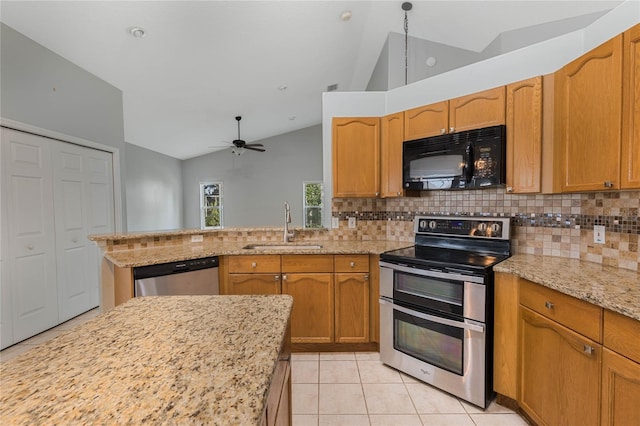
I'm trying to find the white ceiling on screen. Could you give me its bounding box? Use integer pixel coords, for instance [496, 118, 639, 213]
[0, 1, 622, 160]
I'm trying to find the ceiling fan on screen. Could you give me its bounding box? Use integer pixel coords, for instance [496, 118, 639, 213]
[229, 116, 265, 155]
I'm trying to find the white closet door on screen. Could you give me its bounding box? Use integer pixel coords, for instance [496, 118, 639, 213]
[1, 129, 12, 349]
[52, 141, 92, 322]
[84, 148, 114, 306]
[2, 128, 58, 342]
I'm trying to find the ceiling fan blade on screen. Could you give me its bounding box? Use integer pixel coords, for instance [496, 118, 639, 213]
[245, 146, 266, 152]
[245, 143, 264, 148]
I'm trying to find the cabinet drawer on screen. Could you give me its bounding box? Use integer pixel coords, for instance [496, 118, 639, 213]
[604, 310, 640, 363]
[228, 255, 280, 273]
[334, 255, 369, 272]
[281, 255, 333, 273]
[520, 279, 602, 342]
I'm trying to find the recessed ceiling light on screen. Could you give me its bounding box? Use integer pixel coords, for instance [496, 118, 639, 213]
[128, 27, 146, 38]
[340, 11, 352, 21]
[426, 56, 437, 67]
[278, 84, 288, 91]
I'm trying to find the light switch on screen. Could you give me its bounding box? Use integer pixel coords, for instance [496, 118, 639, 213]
[348, 217, 356, 229]
[593, 225, 605, 244]
[331, 216, 339, 229]
[191, 234, 204, 243]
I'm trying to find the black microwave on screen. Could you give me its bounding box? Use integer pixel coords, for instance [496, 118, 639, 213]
[403, 125, 506, 190]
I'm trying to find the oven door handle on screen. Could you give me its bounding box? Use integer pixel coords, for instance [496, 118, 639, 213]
[380, 298, 485, 333]
[379, 262, 484, 284]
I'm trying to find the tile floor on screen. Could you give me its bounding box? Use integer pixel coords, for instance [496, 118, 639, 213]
[291, 352, 528, 426]
[2, 312, 528, 426]
[0, 308, 101, 363]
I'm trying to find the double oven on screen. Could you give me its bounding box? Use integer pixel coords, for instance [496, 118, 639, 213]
[379, 216, 510, 408]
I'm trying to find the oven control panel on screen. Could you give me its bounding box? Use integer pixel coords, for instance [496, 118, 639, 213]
[414, 216, 510, 239]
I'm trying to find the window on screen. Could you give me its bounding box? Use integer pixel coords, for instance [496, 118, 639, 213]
[200, 182, 223, 229]
[303, 181, 323, 229]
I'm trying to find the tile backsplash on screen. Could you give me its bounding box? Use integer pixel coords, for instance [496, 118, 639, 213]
[332, 189, 640, 272]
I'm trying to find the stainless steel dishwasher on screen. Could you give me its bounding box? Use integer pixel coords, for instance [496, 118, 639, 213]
[133, 256, 219, 296]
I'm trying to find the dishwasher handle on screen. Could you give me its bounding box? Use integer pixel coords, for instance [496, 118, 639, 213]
[133, 256, 219, 280]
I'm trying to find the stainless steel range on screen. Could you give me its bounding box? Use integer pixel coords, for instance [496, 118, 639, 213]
[379, 215, 511, 408]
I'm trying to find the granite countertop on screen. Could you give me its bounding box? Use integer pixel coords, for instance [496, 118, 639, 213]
[0, 295, 293, 425]
[88, 227, 306, 241]
[495, 254, 640, 321]
[104, 240, 413, 268]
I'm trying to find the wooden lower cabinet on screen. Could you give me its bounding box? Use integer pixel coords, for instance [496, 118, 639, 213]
[262, 322, 291, 426]
[282, 273, 334, 344]
[601, 348, 640, 426]
[228, 274, 281, 295]
[335, 273, 370, 343]
[493, 272, 519, 399]
[519, 306, 602, 426]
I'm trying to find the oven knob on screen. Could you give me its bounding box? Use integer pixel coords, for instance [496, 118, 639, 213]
[419, 220, 427, 230]
[477, 223, 487, 232]
[428, 220, 437, 230]
[491, 223, 501, 235]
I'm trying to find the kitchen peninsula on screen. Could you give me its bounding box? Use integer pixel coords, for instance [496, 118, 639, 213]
[0, 295, 293, 425]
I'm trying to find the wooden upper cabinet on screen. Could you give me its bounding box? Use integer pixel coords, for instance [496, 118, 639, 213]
[622, 23, 640, 189]
[506, 77, 542, 193]
[332, 117, 380, 198]
[449, 86, 506, 132]
[380, 112, 404, 198]
[555, 34, 623, 192]
[404, 101, 449, 140]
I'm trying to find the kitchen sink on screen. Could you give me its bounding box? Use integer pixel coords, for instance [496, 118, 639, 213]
[243, 244, 323, 250]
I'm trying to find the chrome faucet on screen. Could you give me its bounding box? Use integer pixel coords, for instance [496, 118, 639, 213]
[284, 202, 294, 242]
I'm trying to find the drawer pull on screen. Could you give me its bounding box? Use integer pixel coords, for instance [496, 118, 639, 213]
[350, 261, 355, 268]
[251, 262, 257, 268]
[275, 275, 280, 281]
[544, 301, 554, 310]
[583, 344, 594, 356]
[282, 275, 287, 281]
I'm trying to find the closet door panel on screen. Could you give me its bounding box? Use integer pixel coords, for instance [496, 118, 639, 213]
[2, 128, 58, 342]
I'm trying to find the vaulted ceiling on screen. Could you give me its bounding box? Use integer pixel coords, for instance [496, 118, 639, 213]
[0, 1, 622, 159]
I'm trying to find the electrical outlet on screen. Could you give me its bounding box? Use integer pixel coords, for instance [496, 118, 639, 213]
[593, 225, 605, 244]
[348, 217, 356, 229]
[191, 234, 204, 243]
[331, 216, 339, 229]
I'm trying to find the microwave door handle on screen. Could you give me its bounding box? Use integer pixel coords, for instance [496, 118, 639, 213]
[380, 299, 485, 333]
[463, 142, 474, 183]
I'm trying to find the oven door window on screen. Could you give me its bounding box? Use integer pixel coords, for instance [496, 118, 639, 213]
[394, 308, 464, 375]
[394, 271, 463, 316]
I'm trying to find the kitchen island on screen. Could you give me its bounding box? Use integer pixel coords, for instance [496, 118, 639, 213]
[0, 295, 293, 425]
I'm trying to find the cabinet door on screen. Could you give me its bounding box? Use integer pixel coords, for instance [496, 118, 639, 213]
[622, 23, 640, 189]
[555, 34, 623, 192]
[332, 117, 380, 198]
[449, 86, 506, 133]
[282, 273, 333, 343]
[601, 348, 640, 426]
[228, 274, 281, 295]
[380, 112, 404, 198]
[403, 101, 449, 140]
[506, 77, 542, 193]
[335, 273, 369, 343]
[519, 307, 601, 426]
[2, 129, 59, 343]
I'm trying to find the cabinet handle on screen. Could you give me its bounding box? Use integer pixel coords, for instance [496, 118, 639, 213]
[364, 274, 369, 281]
[251, 262, 257, 268]
[282, 275, 287, 281]
[375, 192, 379, 196]
[583, 344, 594, 356]
[506, 187, 513, 193]
[604, 181, 614, 188]
[544, 301, 554, 310]
[275, 275, 280, 281]
[449, 127, 455, 133]
[350, 261, 355, 268]
[397, 191, 401, 196]
[440, 128, 446, 135]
